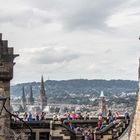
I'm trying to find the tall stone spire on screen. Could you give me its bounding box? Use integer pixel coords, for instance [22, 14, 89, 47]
[40, 75, 47, 110]
[0, 33, 19, 140]
[21, 86, 26, 110]
[29, 85, 34, 105]
[99, 91, 106, 116]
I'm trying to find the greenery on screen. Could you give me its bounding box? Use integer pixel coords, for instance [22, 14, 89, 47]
[11, 79, 137, 105]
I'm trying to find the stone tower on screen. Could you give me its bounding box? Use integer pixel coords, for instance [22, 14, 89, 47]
[99, 91, 106, 116]
[129, 58, 140, 139]
[0, 33, 18, 140]
[21, 86, 26, 110]
[138, 57, 140, 88]
[40, 75, 47, 110]
[28, 85, 34, 105]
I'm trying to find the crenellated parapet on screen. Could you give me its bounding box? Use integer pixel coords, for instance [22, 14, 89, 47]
[0, 33, 19, 81]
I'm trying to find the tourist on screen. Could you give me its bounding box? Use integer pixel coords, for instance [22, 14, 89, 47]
[23, 112, 28, 121]
[53, 113, 58, 121]
[69, 121, 75, 130]
[36, 113, 39, 120]
[77, 112, 83, 120]
[27, 112, 33, 121]
[71, 111, 77, 120]
[124, 110, 130, 120]
[97, 118, 102, 129]
[41, 112, 46, 120]
[107, 110, 113, 124]
[84, 112, 89, 120]
[100, 119, 106, 129]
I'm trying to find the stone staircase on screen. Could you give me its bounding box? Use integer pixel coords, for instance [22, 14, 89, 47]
[50, 121, 76, 140]
[50, 118, 130, 140]
[95, 119, 130, 140]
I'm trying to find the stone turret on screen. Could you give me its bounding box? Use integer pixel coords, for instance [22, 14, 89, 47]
[40, 75, 47, 110]
[0, 33, 18, 140]
[21, 86, 26, 110]
[99, 91, 106, 116]
[28, 85, 34, 105]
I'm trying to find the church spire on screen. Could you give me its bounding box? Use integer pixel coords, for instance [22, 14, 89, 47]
[29, 85, 34, 105]
[21, 86, 26, 110]
[40, 75, 47, 110]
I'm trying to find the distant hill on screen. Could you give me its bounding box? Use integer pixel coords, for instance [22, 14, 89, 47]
[11, 79, 137, 98]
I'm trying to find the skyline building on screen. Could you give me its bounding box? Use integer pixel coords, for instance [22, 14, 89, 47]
[99, 91, 106, 116]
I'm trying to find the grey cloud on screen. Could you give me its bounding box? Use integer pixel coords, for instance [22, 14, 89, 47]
[29, 46, 79, 64]
[105, 49, 112, 53]
[0, 8, 51, 27]
[0, 0, 132, 30]
[25, 0, 129, 30]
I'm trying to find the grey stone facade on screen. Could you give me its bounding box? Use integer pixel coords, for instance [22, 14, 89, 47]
[0, 33, 18, 140]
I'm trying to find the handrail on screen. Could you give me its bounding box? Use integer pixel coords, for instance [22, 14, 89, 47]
[3, 98, 33, 140]
[60, 123, 76, 135]
[118, 123, 129, 140]
[95, 121, 118, 135]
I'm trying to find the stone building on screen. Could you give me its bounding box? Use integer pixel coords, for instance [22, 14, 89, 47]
[99, 91, 106, 116]
[0, 33, 18, 140]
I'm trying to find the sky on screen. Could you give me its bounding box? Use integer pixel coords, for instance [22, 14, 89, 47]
[0, 0, 140, 84]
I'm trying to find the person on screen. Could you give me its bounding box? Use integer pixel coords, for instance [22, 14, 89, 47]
[107, 110, 113, 124]
[27, 112, 32, 121]
[53, 113, 58, 121]
[77, 112, 83, 120]
[100, 119, 106, 129]
[97, 118, 102, 129]
[36, 113, 39, 120]
[108, 110, 112, 117]
[23, 112, 28, 121]
[84, 112, 89, 120]
[124, 111, 130, 120]
[67, 112, 72, 120]
[71, 111, 77, 120]
[41, 112, 46, 120]
[69, 121, 75, 130]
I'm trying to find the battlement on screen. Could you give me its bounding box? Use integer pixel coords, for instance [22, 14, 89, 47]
[0, 33, 19, 81]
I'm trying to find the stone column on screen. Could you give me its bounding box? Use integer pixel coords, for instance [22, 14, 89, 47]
[0, 83, 10, 140]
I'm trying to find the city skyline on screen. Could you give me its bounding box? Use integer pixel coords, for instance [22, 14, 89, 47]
[0, 0, 140, 84]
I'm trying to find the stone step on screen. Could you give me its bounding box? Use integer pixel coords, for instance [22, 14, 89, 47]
[101, 134, 112, 140]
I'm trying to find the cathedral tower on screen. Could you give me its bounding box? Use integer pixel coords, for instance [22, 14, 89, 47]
[99, 91, 106, 116]
[40, 75, 47, 110]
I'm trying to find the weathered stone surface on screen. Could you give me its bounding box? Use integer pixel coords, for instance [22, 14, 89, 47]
[0, 33, 18, 140]
[129, 59, 140, 140]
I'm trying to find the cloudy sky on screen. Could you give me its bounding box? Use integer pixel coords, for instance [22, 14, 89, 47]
[0, 0, 140, 84]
